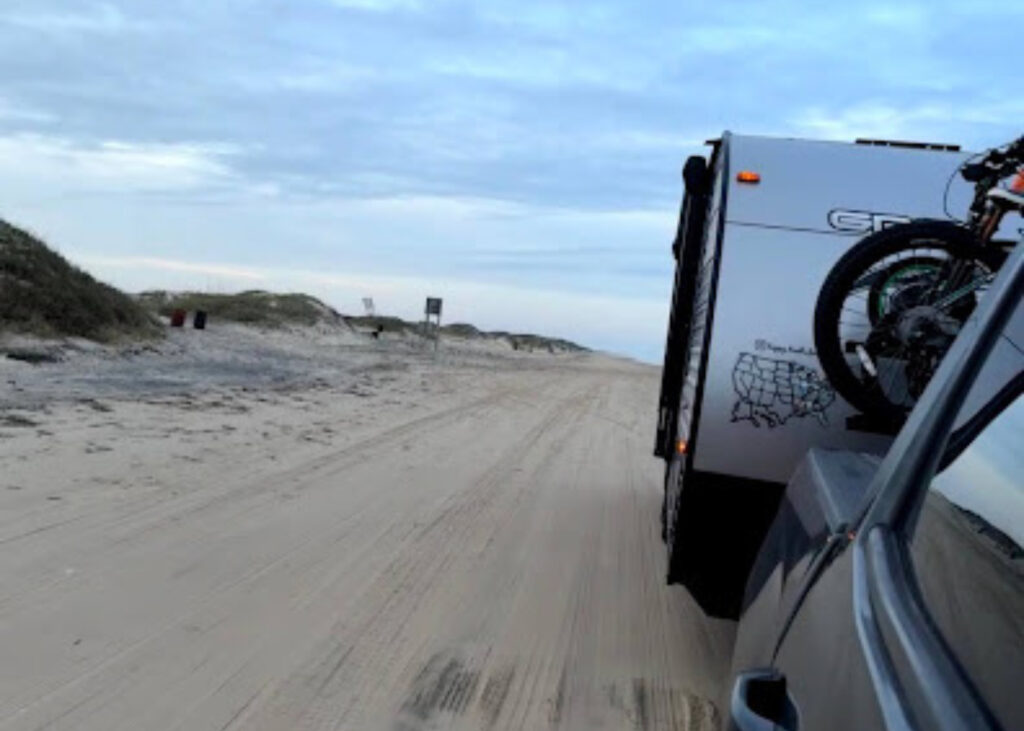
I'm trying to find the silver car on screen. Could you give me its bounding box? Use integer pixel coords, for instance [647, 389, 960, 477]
[727, 242, 1023, 729]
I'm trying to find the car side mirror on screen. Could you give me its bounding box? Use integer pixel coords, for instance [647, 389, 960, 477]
[729, 668, 799, 731]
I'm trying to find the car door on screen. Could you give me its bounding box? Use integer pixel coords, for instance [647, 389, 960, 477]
[729, 243, 1023, 730]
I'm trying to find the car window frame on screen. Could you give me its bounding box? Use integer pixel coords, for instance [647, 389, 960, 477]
[850, 244, 1023, 731]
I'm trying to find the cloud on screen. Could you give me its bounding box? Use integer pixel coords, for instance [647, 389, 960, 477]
[0, 0, 1021, 359]
[78, 255, 269, 282]
[792, 100, 1024, 145]
[326, 0, 423, 11]
[0, 132, 671, 303]
[0, 97, 55, 124]
[0, 134, 241, 192]
[0, 3, 150, 34]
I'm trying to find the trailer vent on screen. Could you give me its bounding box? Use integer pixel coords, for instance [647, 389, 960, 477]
[855, 138, 961, 152]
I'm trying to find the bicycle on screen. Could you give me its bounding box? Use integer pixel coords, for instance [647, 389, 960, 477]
[813, 135, 1024, 423]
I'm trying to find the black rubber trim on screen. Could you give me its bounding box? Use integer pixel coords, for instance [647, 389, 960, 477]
[729, 668, 800, 731]
[655, 156, 711, 458]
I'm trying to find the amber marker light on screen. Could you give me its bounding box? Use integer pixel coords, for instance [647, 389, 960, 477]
[676, 439, 687, 455]
[736, 171, 761, 184]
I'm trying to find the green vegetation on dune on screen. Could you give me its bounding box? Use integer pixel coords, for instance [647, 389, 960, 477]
[483, 330, 586, 353]
[502, 333, 586, 353]
[344, 315, 417, 334]
[136, 290, 346, 328]
[440, 322, 481, 338]
[0, 219, 160, 342]
[348, 315, 586, 352]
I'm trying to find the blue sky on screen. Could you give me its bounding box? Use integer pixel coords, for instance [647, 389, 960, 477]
[0, 0, 1021, 360]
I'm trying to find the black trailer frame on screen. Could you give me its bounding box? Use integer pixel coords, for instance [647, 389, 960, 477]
[655, 135, 787, 619]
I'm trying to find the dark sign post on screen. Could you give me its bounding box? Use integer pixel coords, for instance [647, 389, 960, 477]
[424, 297, 443, 351]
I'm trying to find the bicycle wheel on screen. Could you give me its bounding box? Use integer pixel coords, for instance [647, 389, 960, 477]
[814, 220, 1002, 422]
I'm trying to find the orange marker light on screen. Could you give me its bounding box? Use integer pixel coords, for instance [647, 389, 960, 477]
[676, 439, 687, 455]
[736, 171, 761, 184]
[1011, 170, 1024, 193]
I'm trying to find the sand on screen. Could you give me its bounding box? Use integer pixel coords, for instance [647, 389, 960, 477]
[0, 325, 734, 730]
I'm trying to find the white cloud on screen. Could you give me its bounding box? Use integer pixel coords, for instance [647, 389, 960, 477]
[77, 255, 269, 283]
[326, 0, 422, 12]
[429, 56, 646, 94]
[863, 4, 928, 27]
[589, 130, 705, 153]
[1, 3, 149, 34]
[0, 134, 240, 192]
[678, 23, 787, 53]
[285, 191, 666, 233]
[794, 104, 938, 141]
[229, 62, 385, 94]
[345, 193, 525, 220]
[0, 97, 56, 124]
[791, 100, 1024, 144]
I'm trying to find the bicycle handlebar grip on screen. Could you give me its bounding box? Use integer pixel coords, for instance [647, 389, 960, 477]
[1007, 136, 1024, 160]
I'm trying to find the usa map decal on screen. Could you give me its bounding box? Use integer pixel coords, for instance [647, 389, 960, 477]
[731, 352, 836, 428]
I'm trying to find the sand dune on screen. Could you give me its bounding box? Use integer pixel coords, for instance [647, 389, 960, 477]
[0, 326, 733, 730]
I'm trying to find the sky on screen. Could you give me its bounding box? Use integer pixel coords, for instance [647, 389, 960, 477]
[0, 0, 1021, 361]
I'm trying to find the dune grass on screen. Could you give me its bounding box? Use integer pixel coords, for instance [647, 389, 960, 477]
[137, 290, 345, 328]
[0, 219, 160, 342]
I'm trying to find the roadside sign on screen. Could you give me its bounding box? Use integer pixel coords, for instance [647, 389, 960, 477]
[423, 297, 443, 353]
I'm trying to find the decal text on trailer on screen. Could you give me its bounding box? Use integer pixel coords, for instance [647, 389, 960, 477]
[827, 209, 912, 233]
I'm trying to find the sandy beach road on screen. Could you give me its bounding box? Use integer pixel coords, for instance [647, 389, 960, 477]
[0, 357, 734, 730]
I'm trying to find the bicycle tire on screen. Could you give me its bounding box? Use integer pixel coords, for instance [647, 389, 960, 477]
[814, 219, 1003, 422]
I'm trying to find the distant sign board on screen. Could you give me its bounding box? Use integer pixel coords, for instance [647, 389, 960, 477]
[425, 297, 443, 316]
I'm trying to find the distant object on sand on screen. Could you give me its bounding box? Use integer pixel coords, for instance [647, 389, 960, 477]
[344, 315, 586, 354]
[170, 309, 187, 328]
[137, 290, 349, 330]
